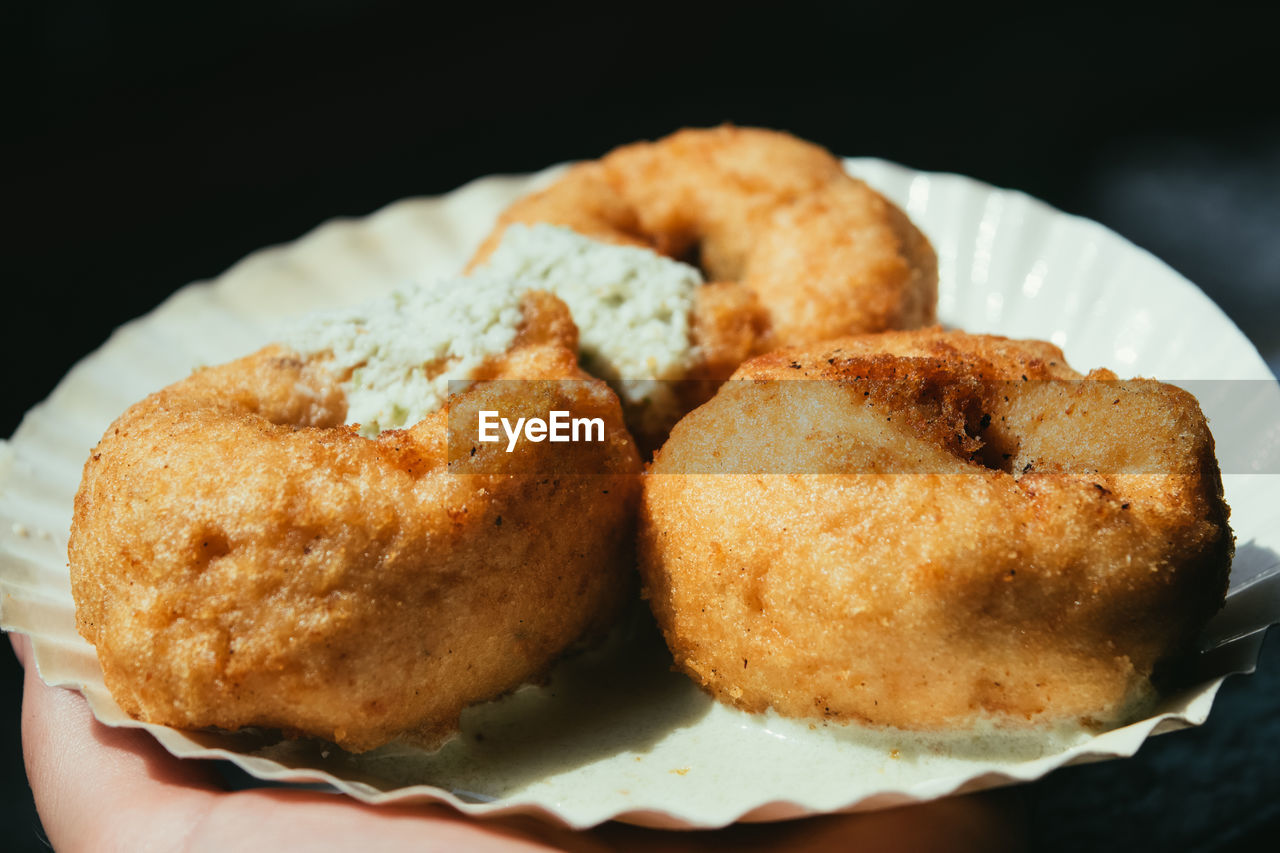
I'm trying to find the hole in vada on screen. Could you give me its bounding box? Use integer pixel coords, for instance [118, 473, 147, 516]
[673, 240, 711, 282]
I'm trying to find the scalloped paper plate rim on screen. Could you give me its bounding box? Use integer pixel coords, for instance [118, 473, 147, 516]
[3, 158, 1278, 830]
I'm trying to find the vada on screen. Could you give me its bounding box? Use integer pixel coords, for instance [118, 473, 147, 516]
[639, 328, 1232, 730]
[70, 280, 640, 752]
[469, 126, 938, 448]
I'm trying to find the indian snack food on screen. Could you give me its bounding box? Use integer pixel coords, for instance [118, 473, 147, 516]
[639, 327, 1233, 731]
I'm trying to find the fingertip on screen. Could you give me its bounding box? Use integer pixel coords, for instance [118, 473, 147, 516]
[8, 630, 31, 669]
[21, 665, 226, 852]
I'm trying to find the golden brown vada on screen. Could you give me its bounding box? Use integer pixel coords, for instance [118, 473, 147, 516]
[70, 290, 641, 752]
[639, 328, 1232, 730]
[469, 126, 938, 417]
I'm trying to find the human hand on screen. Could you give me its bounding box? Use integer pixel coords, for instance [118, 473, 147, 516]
[14, 632, 1022, 852]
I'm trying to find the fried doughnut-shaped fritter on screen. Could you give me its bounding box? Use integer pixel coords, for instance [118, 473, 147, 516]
[471, 126, 938, 386]
[640, 328, 1232, 730]
[71, 293, 641, 752]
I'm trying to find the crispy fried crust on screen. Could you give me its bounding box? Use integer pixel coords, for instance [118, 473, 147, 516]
[470, 125, 938, 378]
[640, 328, 1232, 730]
[70, 293, 641, 752]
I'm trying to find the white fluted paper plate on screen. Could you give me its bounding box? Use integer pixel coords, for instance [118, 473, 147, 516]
[3, 159, 1280, 830]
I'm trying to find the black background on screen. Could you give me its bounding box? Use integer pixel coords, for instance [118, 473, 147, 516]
[4, 4, 1278, 850]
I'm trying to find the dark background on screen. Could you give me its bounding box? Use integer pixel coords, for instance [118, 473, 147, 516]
[4, 4, 1278, 850]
